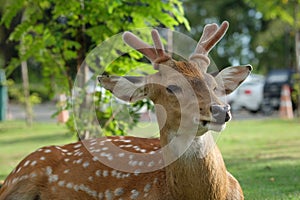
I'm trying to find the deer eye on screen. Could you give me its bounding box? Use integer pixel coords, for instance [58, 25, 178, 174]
[166, 85, 182, 94]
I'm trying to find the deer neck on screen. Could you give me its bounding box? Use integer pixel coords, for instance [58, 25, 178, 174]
[159, 128, 228, 199]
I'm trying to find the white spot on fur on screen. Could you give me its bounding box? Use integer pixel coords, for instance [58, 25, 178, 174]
[16, 167, 22, 173]
[92, 156, 99, 161]
[24, 160, 30, 167]
[118, 152, 125, 157]
[44, 149, 51, 153]
[46, 166, 52, 175]
[30, 160, 37, 166]
[105, 189, 113, 200]
[138, 161, 144, 166]
[134, 169, 141, 176]
[30, 173, 37, 178]
[58, 180, 65, 187]
[95, 170, 101, 177]
[140, 149, 147, 153]
[114, 187, 124, 196]
[129, 160, 138, 167]
[73, 144, 82, 148]
[103, 170, 109, 177]
[148, 161, 155, 167]
[40, 156, 46, 161]
[111, 170, 117, 177]
[66, 182, 73, 189]
[98, 192, 104, 200]
[48, 174, 58, 183]
[73, 184, 79, 191]
[149, 151, 156, 154]
[83, 161, 90, 168]
[130, 189, 139, 199]
[144, 183, 151, 192]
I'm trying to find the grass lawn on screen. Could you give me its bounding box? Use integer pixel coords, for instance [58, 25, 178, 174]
[0, 121, 76, 181]
[219, 119, 300, 200]
[0, 119, 300, 199]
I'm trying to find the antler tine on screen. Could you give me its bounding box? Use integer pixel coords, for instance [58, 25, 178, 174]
[151, 29, 165, 58]
[123, 30, 171, 70]
[201, 21, 229, 53]
[190, 21, 229, 68]
[197, 23, 219, 53]
[123, 31, 158, 62]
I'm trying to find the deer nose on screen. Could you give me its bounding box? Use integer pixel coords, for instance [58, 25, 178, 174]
[210, 104, 231, 124]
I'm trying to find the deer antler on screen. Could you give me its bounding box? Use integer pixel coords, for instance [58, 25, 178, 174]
[190, 21, 229, 71]
[123, 30, 171, 69]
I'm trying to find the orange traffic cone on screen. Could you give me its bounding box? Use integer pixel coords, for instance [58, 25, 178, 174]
[57, 110, 69, 123]
[279, 84, 294, 119]
[57, 94, 69, 123]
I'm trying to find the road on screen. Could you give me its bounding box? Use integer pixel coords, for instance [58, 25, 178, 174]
[7, 102, 57, 122]
[6, 102, 279, 123]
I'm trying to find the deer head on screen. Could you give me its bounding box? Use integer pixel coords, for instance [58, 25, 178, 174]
[98, 21, 252, 139]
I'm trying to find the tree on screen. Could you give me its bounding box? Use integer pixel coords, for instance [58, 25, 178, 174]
[1, 0, 189, 138]
[244, 0, 300, 115]
[178, 0, 298, 75]
[179, 0, 267, 73]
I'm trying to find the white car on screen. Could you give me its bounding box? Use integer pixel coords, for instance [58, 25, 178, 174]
[227, 74, 265, 113]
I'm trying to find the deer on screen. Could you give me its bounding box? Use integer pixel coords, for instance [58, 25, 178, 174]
[0, 21, 251, 200]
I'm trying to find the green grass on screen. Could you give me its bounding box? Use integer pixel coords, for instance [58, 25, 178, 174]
[0, 119, 300, 199]
[219, 119, 300, 200]
[0, 121, 76, 180]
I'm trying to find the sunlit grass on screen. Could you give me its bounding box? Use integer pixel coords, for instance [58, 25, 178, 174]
[219, 119, 300, 200]
[0, 121, 75, 180]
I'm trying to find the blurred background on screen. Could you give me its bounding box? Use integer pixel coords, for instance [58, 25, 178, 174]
[0, 0, 299, 131]
[0, 1, 300, 199]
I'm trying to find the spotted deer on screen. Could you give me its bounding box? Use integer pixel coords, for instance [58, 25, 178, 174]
[0, 21, 251, 200]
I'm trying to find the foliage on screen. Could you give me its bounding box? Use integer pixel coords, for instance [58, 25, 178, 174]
[243, 0, 300, 72]
[1, 0, 189, 138]
[179, 0, 300, 74]
[292, 73, 300, 107]
[6, 79, 41, 105]
[244, 0, 300, 114]
[244, 0, 300, 26]
[180, 0, 264, 71]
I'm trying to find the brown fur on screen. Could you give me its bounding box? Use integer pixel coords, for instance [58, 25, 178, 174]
[0, 136, 243, 200]
[173, 61, 202, 78]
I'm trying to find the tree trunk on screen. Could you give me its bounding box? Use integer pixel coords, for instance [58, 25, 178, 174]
[21, 60, 32, 126]
[294, 2, 300, 117]
[21, 12, 32, 126]
[77, 0, 91, 140]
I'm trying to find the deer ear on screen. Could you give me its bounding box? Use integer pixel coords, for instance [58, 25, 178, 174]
[215, 65, 252, 95]
[98, 75, 147, 102]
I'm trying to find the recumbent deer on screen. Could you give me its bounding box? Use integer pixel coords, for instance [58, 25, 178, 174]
[0, 21, 251, 200]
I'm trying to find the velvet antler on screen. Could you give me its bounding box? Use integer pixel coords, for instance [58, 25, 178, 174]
[123, 30, 171, 69]
[189, 21, 229, 71]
